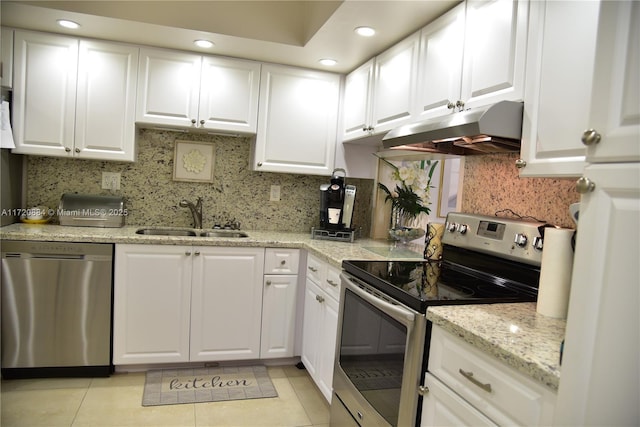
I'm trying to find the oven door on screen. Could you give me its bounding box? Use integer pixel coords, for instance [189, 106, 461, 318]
[331, 273, 426, 427]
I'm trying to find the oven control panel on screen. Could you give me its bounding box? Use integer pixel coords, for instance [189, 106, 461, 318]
[443, 213, 545, 266]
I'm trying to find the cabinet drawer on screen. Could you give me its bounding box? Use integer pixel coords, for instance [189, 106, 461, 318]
[305, 253, 326, 285]
[264, 248, 300, 274]
[428, 325, 556, 426]
[324, 266, 341, 301]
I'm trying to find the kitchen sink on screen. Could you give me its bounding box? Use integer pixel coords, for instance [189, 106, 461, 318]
[135, 228, 197, 236]
[200, 230, 249, 238]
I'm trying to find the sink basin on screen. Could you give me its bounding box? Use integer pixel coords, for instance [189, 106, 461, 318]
[135, 228, 197, 236]
[200, 230, 249, 238]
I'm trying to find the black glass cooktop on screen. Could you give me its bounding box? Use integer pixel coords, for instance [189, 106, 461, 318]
[342, 257, 539, 314]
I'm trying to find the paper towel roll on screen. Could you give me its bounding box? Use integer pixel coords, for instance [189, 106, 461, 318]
[536, 227, 575, 318]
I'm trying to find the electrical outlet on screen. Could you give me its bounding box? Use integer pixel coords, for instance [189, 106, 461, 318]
[101, 172, 121, 190]
[269, 185, 281, 202]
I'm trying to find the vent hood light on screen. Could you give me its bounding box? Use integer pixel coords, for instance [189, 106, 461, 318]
[57, 19, 80, 29]
[382, 101, 524, 156]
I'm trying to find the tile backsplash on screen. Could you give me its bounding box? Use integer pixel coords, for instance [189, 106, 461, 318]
[461, 153, 580, 228]
[25, 129, 373, 234]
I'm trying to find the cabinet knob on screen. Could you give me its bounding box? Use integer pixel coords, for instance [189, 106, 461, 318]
[200, 119, 205, 126]
[257, 162, 263, 167]
[417, 385, 429, 396]
[194, 250, 200, 256]
[455, 100, 465, 111]
[515, 158, 527, 169]
[191, 119, 197, 125]
[581, 129, 601, 146]
[280, 260, 286, 266]
[185, 251, 192, 256]
[447, 101, 455, 110]
[576, 176, 596, 193]
[65, 147, 71, 152]
[75, 148, 81, 153]
[266, 280, 272, 286]
[315, 294, 325, 303]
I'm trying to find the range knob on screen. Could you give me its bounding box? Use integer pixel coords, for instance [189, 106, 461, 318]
[447, 222, 457, 232]
[514, 233, 528, 247]
[533, 236, 544, 250]
[458, 224, 468, 234]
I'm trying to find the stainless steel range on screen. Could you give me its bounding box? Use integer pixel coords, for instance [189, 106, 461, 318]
[330, 212, 546, 427]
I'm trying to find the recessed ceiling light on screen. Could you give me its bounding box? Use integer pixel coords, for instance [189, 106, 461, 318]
[354, 26, 376, 37]
[194, 39, 214, 48]
[319, 59, 337, 66]
[57, 19, 80, 29]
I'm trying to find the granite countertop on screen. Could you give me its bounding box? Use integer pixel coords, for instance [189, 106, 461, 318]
[0, 223, 424, 268]
[427, 303, 565, 391]
[0, 223, 564, 391]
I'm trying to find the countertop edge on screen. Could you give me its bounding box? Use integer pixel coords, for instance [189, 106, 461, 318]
[427, 304, 563, 391]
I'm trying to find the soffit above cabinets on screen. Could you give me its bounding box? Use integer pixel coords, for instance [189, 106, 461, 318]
[0, 0, 460, 73]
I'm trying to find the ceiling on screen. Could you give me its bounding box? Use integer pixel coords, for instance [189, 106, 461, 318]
[1, 0, 460, 73]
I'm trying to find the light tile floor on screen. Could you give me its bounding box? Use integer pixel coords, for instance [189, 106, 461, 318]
[0, 365, 330, 427]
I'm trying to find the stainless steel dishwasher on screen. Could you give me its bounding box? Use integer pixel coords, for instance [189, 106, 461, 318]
[1, 240, 114, 379]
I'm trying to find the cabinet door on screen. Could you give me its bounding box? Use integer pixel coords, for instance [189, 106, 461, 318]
[341, 59, 375, 141]
[555, 163, 640, 426]
[12, 31, 78, 156]
[519, 0, 599, 177]
[136, 48, 201, 128]
[254, 64, 340, 175]
[190, 246, 265, 361]
[301, 278, 323, 380]
[461, 0, 529, 109]
[199, 56, 260, 133]
[415, 4, 465, 121]
[260, 274, 298, 358]
[421, 373, 498, 427]
[317, 291, 339, 402]
[584, 0, 640, 163]
[113, 244, 192, 364]
[371, 32, 420, 133]
[75, 40, 138, 162]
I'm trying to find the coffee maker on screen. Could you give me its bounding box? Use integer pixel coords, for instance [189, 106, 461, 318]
[319, 168, 356, 231]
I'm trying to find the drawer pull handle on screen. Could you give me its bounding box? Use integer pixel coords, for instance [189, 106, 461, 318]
[459, 369, 492, 393]
[326, 279, 338, 287]
[308, 266, 318, 272]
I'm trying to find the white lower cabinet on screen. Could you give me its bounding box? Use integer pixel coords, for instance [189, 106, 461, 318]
[260, 248, 300, 359]
[422, 373, 497, 427]
[301, 253, 340, 402]
[422, 325, 556, 426]
[113, 244, 264, 365]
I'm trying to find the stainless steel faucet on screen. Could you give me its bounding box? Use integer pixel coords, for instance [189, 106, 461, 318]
[179, 197, 203, 229]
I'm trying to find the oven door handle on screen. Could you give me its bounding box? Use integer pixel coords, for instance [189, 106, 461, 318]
[341, 273, 416, 328]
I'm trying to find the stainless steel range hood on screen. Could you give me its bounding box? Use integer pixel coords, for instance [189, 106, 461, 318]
[382, 100, 524, 155]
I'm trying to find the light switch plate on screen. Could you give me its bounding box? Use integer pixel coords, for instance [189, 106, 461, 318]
[102, 172, 121, 190]
[270, 185, 281, 202]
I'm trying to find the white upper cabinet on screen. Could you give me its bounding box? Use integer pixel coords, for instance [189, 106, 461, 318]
[518, 0, 599, 177]
[370, 33, 420, 133]
[75, 40, 139, 161]
[461, 0, 529, 109]
[341, 59, 375, 141]
[12, 31, 138, 161]
[136, 47, 260, 134]
[253, 64, 340, 176]
[341, 33, 420, 142]
[415, 4, 465, 121]
[584, 0, 640, 163]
